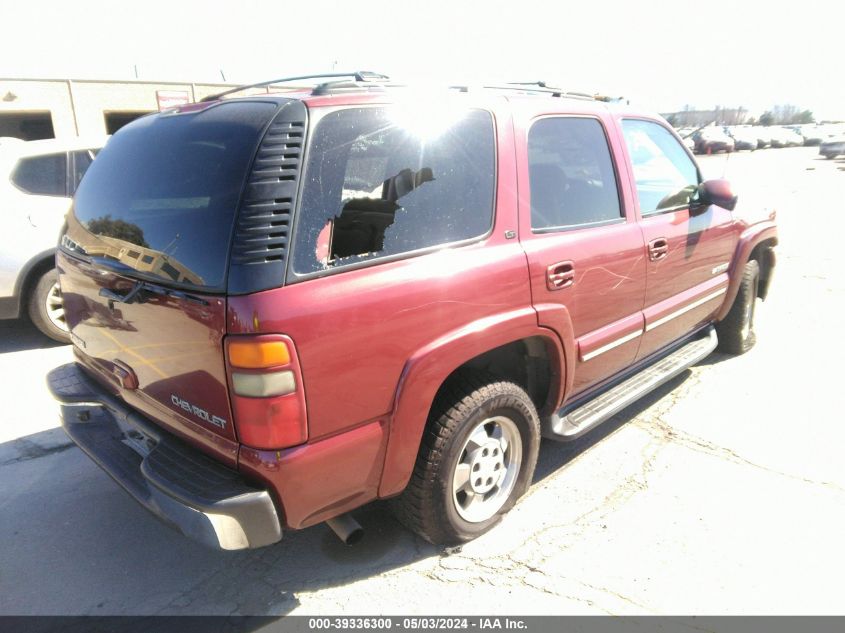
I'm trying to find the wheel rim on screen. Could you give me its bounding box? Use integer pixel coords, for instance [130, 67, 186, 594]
[741, 276, 759, 340]
[451, 415, 522, 523]
[45, 281, 68, 332]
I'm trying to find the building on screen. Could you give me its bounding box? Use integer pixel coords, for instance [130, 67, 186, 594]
[0, 77, 245, 140]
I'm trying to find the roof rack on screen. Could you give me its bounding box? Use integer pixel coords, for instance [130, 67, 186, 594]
[200, 73, 624, 104]
[448, 83, 598, 101]
[200, 71, 391, 102]
[310, 78, 407, 96]
[503, 82, 597, 100]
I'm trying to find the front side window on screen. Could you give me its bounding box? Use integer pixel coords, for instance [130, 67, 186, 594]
[622, 119, 699, 215]
[527, 117, 622, 230]
[11, 153, 67, 196]
[291, 107, 496, 275]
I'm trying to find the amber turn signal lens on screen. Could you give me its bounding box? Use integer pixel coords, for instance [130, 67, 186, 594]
[228, 341, 290, 369]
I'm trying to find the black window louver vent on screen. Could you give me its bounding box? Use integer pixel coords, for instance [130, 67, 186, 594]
[228, 100, 307, 294]
[232, 121, 303, 265]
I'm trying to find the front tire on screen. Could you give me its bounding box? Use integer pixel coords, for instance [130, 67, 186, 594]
[393, 374, 541, 545]
[28, 268, 70, 343]
[716, 260, 759, 355]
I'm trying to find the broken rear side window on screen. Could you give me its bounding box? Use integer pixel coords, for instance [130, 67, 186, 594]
[291, 107, 495, 275]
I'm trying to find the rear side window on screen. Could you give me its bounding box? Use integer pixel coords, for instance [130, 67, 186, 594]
[527, 117, 622, 231]
[291, 107, 495, 275]
[12, 153, 67, 196]
[621, 119, 699, 215]
[68, 102, 278, 289]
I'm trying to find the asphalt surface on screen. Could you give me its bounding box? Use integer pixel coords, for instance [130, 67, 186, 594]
[1, 147, 843, 616]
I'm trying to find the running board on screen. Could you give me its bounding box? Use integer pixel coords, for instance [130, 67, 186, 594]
[544, 328, 718, 441]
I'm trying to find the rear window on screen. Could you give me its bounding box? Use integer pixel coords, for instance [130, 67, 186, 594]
[291, 106, 495, 276]
[528, 117, 622, 230]
[68, 101, 277, 289]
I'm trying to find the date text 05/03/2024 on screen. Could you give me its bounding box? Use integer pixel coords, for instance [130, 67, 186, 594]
[307, 618, 527, 630]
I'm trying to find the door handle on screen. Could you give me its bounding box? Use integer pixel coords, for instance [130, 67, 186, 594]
[648, 238, 669, 262]
[546, 261, 575, 290]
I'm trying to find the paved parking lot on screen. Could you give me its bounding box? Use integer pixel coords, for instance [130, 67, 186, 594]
[1, 147, 843, 616]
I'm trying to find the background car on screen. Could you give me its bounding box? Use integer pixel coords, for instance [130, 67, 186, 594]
[769, 127, 804, 148]
[754, 127, 773, 149]
[791, 125, 824, 146]
[819, 134, 845, 159]
[785, 127, 805, 146]
[818, 124, 845, 143]
[724, 126, 759, 150]
[0, 136, 107, 341]
[692, 126, 735, 153]
[675, 127, 697, 152]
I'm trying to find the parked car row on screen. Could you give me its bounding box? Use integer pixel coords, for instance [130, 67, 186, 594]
[767, 126, 805, 148]
[675, 124, 845, 154]
[677, 125, 845, 158]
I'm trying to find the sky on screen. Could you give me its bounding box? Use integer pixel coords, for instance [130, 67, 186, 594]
[2, 0, 842, 120]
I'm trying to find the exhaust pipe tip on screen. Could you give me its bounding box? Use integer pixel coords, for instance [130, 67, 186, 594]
[326, 514, 364, 545]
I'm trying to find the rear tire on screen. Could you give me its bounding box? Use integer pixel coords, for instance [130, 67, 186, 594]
[716, 260, 759, 355]
[392, 374, 540, 545]
[27, 268, 70, 343]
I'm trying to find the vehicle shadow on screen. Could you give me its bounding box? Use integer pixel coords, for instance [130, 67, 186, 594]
[0, 318, 67, 353]
[0, 427, 439, 617]
[533, 370, 693, 483]
[0, 369, 698, 618]
[694, 351, 733, 368]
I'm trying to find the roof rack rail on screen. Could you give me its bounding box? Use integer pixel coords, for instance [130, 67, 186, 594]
[482, 84, 596, 101]
[506, 81, 559, 90]
[447, 83, 596, 101]
[505, 82, 596, 100]
[200, 71, 390, 102]
[310, 79, 406, 96]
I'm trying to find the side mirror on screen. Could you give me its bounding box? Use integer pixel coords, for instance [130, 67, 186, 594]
[693, 179, 737, 213]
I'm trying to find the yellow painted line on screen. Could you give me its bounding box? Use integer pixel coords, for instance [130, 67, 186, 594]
[95, 340, 208, 356]
[98, 329, 168, 379]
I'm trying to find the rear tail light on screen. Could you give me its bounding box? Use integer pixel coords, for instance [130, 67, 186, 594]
[232, 370, 296, 397]
[225, 335, 307, 449]
[228, 340, 291, 368]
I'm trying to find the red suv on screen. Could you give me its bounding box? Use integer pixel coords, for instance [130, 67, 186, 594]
[49, 73, 777, 549]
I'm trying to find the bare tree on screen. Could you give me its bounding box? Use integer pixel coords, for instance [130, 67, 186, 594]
[759, 104, 814, 125]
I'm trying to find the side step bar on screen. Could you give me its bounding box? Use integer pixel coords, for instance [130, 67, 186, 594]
[544, 328, 718, 441]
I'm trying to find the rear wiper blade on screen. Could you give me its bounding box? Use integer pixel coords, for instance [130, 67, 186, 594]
[99, 283, 144, 305]
[136, 283, 209, 306]
[99, 281, 209, 306]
